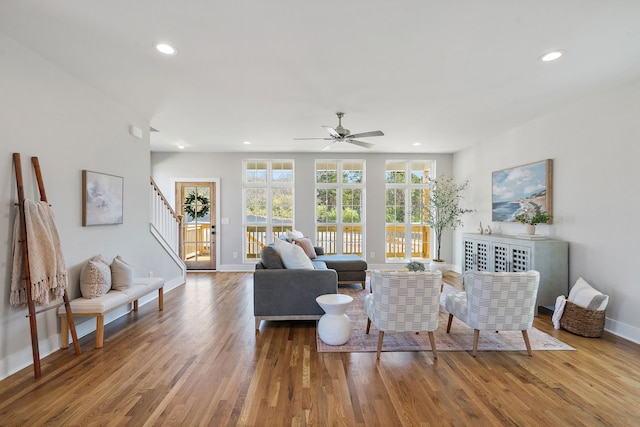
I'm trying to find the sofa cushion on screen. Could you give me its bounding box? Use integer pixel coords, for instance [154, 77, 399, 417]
[111, 255, 134, 290]
[294, 237, 317, 259]
[311, 260, 328, 270]
[314, 254, 367, 272]
[261, 246, 285, 269]
[275, 238, 314, 269]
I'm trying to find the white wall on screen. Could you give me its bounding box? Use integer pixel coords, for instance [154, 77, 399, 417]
[0, 35, 182, 379]
[151, 152, 455, 271]
[453, 77, 640, 343]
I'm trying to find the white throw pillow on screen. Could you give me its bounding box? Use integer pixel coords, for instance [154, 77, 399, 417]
[80, 256, 112, 298]
[568, 277, 609, 311]
[111, 255, 134, 290]
[286, 229, 304, 241]
[274, 238, 314, 269]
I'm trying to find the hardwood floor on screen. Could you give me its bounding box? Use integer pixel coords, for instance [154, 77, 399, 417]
[1, 272, 639, 426]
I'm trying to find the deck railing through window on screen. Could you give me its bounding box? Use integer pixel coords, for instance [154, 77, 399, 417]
[385, 224, 430, 259]
[316, 225, 363, 256]
[244, 224, 430, 260]
[245, 225, 292, 259]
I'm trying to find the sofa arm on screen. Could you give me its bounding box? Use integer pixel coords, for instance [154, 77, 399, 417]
[314, 246, 325, 256]
[253, 268, 338, 316]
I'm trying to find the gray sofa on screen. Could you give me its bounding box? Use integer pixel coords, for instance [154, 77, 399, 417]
[253, 247, 338, 330]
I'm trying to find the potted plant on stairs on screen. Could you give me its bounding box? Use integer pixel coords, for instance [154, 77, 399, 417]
[426, 176, 474, 274]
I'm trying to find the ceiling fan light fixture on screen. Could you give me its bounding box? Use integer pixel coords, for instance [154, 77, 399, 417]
[294, 112, 384, 150]
[539, 50, 564, 62]
[156, 43, 177, 55]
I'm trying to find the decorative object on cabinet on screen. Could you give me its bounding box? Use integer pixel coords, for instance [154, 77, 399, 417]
[82, 170, 124, 226]
[426, 175, 474, 266]
[492, 159, 552, 223]
[405, 260, 425, 272]
[514, 202, 552, 236]
[462, 233, 568, 312]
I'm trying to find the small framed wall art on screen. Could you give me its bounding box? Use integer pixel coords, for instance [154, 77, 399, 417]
[492, 159, 553, 222]
[82, 170, 124, 226]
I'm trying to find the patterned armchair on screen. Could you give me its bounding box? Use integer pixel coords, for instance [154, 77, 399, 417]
[364, 270, 442, 360]
[444, 270, 540, 357]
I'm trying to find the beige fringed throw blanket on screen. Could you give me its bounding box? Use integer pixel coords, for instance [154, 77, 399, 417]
[11, 200, 68, 306]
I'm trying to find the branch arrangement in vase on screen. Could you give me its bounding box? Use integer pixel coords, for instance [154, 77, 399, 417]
[426, 176, 475, 262]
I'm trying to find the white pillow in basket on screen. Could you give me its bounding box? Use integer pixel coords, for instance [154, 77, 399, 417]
[80, 255, 112, 299]
[274, 238, 314, 269]
[568, 277, 608, 311]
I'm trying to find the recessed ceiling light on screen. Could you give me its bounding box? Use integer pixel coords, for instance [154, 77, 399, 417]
[177, 144, 185, 150]
[156, 43, 177, 55]
[242, 140, 252, 145]
[412, 142, 422, 146]
[539, 50, 564, 62]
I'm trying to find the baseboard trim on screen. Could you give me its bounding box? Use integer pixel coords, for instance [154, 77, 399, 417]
[604, 317, 640, 344]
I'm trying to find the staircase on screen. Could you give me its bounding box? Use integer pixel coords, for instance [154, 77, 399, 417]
[150, 177, 186, 278]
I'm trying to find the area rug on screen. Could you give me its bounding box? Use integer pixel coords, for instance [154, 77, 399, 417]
[317, 283, 574, 353]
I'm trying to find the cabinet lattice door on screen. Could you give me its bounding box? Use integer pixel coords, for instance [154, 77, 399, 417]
[492, 243, 530, 272]
[464, 238, 490, 271]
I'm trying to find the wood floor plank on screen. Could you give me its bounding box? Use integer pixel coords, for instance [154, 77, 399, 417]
[0, 271, 639, 425]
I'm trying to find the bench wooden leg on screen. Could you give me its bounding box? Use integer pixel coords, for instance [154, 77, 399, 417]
[96, 314, 105, 349]
[158, 288, 164, 310]
[133, 300, 139, 311]
[60, 315, 69, 349]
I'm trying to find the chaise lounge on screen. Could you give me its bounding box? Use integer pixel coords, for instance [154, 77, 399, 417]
[313, 246, 368, 289]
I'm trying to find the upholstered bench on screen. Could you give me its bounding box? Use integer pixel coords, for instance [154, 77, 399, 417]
[58, 277, 164, 349]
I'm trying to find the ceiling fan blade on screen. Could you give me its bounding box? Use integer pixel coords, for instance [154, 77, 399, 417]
[294, 137, 333, 140]
[322, 126, 341, 138]
[347, 139, 374, 149]
[348, 130, 384, 139]
[321, 142, 335, 151]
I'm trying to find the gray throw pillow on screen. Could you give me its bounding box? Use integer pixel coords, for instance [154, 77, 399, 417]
[261, 246, 284, 269]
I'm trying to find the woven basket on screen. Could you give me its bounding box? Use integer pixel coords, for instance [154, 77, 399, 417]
[560, 300, 606, 338]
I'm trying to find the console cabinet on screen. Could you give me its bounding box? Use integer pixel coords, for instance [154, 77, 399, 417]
[462, 233, 568, 309]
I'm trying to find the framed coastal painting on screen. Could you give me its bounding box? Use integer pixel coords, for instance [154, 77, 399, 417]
[492, 159, 553, 223]
[82, 170, 124, 226]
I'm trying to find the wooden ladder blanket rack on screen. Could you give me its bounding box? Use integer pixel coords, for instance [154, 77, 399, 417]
[12, 153, 81, 379]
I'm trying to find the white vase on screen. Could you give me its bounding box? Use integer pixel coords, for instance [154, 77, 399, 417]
[526, 224, 536, 235]
[429, 260, 448, 275]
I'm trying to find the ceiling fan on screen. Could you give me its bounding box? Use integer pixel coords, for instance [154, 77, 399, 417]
[294, 112, 384, 150]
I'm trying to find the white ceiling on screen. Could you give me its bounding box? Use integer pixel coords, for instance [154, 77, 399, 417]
[2, 1, 640, 153]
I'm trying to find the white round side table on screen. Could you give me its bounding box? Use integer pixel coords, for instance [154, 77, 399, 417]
[316, 294, 353, 345]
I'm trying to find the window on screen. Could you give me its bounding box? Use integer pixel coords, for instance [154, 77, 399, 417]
[315, 160, 364, 255]
[385, 161, 433, 261]
[243, 160, 294, 260]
